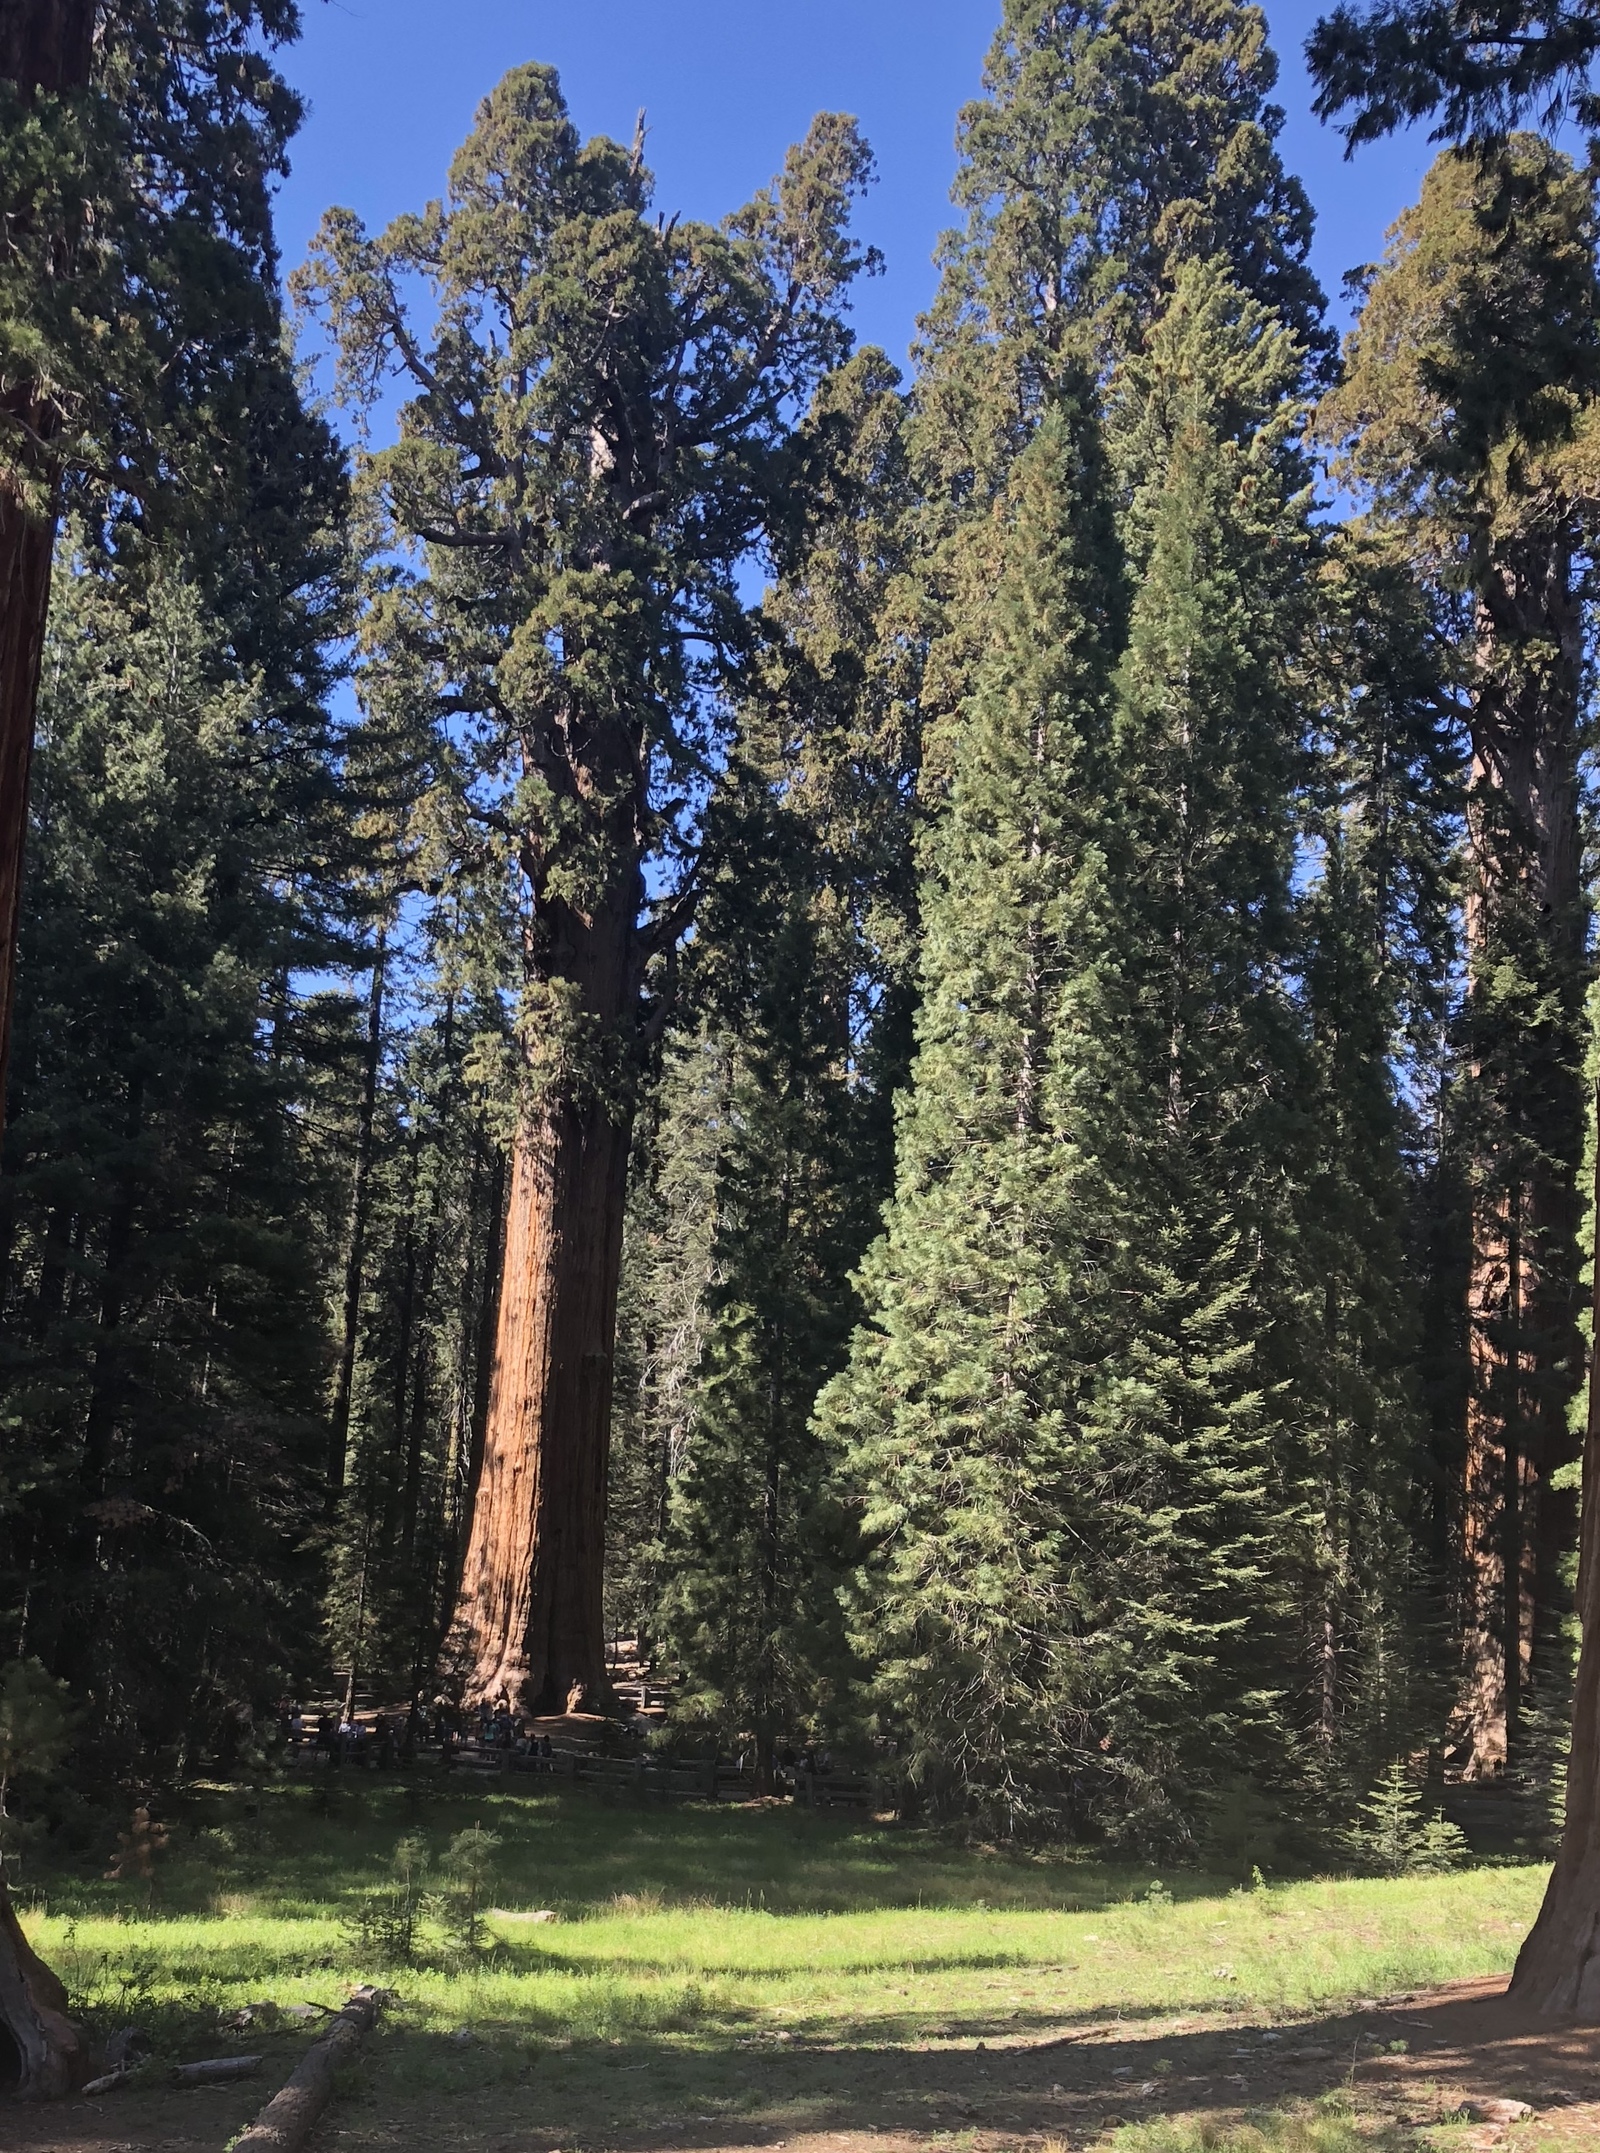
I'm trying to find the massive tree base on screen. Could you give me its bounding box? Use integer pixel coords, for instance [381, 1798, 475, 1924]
[0, 1881, 84, 2098]
[447, 1096, 631, 1720]
[1509, 1852, 1600, 2016]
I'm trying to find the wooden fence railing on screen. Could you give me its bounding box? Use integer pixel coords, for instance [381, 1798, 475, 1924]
[285, 1736, 880, 1809]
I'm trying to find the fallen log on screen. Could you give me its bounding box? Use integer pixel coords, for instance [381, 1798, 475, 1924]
[170, 2053, 263, 2084]
[0, 1877, 85, 2099]
[231, 1986, 385, 2153]
[82, 2062, 140, 2096]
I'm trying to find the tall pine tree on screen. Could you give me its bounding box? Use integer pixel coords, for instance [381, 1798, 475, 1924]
[820, 389, 1127, 1837]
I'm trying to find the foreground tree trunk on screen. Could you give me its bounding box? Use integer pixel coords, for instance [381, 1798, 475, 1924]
[0, 1879, 84, 2098]
[1458, 558, 1588, 1776]
[0, 15, 96, 2093]
[1508, 1078, 1600, 2012]
[447, 882, 638, 1716]
[0, 1, 94, 1136]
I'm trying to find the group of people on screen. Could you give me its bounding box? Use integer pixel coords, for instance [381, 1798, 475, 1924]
[774, 1742, 834, 1787]
[277, 1704, 406, 1768]
[274, 1695, 560, 1771]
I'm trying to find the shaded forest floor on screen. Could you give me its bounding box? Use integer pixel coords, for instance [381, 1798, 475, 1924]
[3, 1780, 1590, 2152]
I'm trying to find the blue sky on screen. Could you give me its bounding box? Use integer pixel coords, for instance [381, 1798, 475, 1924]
[272, 0, 1440, 370]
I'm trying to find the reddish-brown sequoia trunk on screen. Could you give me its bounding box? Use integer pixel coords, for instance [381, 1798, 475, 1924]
[1459, 562, 1588, 1776]
[0, 5, 95, 2098]
[1508, 1081, 1600, 2012]
[0, 1878, 84, 2097]
[448, 874, 638, 1717]
[0, 0, 94, 1137]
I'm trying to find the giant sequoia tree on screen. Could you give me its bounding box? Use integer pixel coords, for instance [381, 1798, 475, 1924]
[301, 65, 879, 1715]
[1321, 138, 1600, 1776]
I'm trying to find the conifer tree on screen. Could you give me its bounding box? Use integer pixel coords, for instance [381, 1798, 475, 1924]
[1319, 136, 1600, 1775]
[301, 65, 881, 1714]
[0, 0, 315, 1132]
[0, 536, 344, 1761]
[829, 262, 1329, 1843]
[1074, 259, 1316, 1835]
[916, 0, 1329, 508]
[616, 350, 919, 1758]
[652, 911, 871, 1774]
[820, 389, 1126, 1836]
[911, 0, 1332, 802]
[607, 1030, 725, 1654]
[1292, 532, 1462, 1779]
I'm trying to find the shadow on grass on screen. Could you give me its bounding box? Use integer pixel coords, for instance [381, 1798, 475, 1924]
[364, 1984, 1598, 2147]
[43, 1776, 1218, 1922]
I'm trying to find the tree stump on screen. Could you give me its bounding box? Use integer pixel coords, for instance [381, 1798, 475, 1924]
[0, 1879, 84, 2098]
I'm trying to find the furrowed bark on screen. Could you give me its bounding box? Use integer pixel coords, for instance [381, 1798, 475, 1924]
[0, 1878, 84, 2099]
[447, 865, 638, 1717]
[449, 1091, 632, 1714]
[1507, 1078, 1600, 2013]
[0, 0, 94, 1139]
[1458, 555, 1588, 1776]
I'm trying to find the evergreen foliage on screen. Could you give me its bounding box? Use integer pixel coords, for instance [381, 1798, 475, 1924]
[819, 390, 1128, 1838]
[0, 1, 1593, 1900]
[916, 0, 1330, 512]
[1345, 1760, 1470, 1875]
[0, 536, 347, 1769]
[630, 349, 921, 1760]
[0, 0, 313, 529]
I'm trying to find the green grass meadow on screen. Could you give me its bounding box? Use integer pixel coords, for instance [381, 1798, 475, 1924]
[10, 1781, 1555, 2153]
[17, 1778, 1545, 2043]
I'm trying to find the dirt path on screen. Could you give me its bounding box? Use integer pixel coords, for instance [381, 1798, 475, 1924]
[4, 1979, 1598, 2152]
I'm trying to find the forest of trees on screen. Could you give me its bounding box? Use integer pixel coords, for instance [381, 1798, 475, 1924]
[8, 0, 1600, 2016]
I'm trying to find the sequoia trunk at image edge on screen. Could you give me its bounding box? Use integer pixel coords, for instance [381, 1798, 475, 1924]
[447, 1091, 633, 1716]
[0, 1879, 84, 2097]
[0, 0, 95, 1138]
[1508, 1082, 1600, 2014]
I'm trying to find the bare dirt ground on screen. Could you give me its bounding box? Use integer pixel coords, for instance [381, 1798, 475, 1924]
[4, 1978, 1599, 2153]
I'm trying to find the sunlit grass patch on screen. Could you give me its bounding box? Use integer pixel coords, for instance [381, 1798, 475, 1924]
[1104, 2099, 1421, 2151]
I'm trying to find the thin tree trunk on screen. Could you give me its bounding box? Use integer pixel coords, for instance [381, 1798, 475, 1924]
[76, 1080, 144, 1510]
[753, 1153, 792, 1798]
[0, 1, 95, 1147]
[326, 932, 386, 1516]
[381, 1128, 420, 1563]
[56, 1084, 142, 1689]
[1508, 1076, 1600, 2013]
[400, 1178, 441, 1573]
